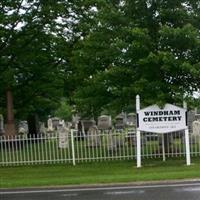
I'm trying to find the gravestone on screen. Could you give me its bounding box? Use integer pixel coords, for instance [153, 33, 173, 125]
[107, 133, 125, 152]
[0, 114, 5, 135]
[192, 120, 200, 135]
[76, 121, 84, 141]
[97, 115, 112, 131]
[71, 114, 80, 129]
[113, 133, 125, 147]
[60, 120, 66, 128]
[195, 109, 200, 121]
[87, 125, 100, 147]
[126, 113, 136, 127]
[58, 125, 69, 148]
[187, 110, 195, 133]
[47, 118, 54, 132]
[107, 133, 116, 152]
[18, 121, 28, 134]
[115, 113, 126, 130]
[125, 128, 136, 145]
[39, 122, 46, 134]
[65, 121, 72, 129]
[82, 119, 96, 135]
[52, 117, 60, 130]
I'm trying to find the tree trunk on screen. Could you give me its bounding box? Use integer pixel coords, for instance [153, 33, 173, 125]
[5, 89, 16, 136]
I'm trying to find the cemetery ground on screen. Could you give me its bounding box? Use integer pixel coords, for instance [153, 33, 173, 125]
[1, 158, 200, 189]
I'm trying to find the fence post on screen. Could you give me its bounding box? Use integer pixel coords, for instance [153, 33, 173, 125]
[162, 134, 166, 161]
[71, 129, 76, 166]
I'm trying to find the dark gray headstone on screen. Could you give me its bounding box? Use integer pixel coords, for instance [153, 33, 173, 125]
[27, 114, 40, 137]
[82, 120, 96, 134]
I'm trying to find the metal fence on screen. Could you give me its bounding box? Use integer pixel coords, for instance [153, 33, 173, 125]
[1, 129, 200, 166]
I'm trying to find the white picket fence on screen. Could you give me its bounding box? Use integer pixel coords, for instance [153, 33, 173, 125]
[1, 129, 200, 166]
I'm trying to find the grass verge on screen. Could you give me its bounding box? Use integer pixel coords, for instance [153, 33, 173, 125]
[1, 158, 200, 188]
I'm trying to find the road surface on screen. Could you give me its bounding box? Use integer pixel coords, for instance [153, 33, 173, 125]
[1, 181, 200, 200]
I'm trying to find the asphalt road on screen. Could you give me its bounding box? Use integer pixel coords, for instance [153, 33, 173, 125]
[1, 182, 200, 200]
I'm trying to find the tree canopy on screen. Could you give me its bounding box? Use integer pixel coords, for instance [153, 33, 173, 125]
[0, 0, 74, 120]
[71, 0, 200, 117]
[1, 0, 200, 121]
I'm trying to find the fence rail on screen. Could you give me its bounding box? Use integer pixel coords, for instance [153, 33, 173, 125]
[1, 129, 200, 166]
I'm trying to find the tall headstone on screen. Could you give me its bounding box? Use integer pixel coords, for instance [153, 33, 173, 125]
[47, 118, 54, 132]
[39, 122, 46, 134]
[187, 110, 195, 133]
[192, 120, 200, 135]
[58, 126, 69, 148]
[76, 121, 84, 140]
[71, 114, 80, 129]
[126, 113, 138, 145]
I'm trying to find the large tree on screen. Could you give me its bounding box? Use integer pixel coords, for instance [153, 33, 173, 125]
[72, 0, 200, 117]
[0, 0, 76, 135]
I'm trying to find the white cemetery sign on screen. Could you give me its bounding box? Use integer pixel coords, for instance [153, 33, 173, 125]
[136, 95, 191, 168]
[137, 104, 187, 133]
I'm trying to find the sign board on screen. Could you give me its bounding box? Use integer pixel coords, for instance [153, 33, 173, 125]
[137, 104, 187, 133]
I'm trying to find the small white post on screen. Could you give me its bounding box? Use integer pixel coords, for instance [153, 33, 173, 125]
[183, 101, 191, 166]
[162, 134, 166, 162]
[136, 95, 141, 168]
[71, 129, 76, 166]
[185, 128, 191, 166]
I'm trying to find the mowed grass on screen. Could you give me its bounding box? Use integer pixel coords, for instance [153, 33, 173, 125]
[1, 158, 200, 188]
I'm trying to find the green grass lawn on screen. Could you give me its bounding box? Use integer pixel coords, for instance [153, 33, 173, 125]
[1, 158, 200, 189]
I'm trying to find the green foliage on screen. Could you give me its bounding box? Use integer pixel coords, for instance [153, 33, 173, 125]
[0, 0, 73, 120]
[1, 0, 200, 120]
[54, 99, 72, 121]
[72, 0, 200, 116]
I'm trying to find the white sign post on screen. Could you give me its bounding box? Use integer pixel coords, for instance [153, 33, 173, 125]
[136, 95, 141, 168]
[183, 101, 191, 166]
[136, 95, 191, 167]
